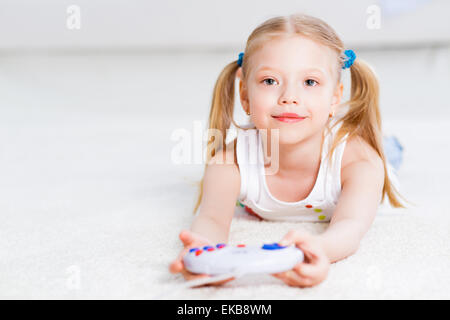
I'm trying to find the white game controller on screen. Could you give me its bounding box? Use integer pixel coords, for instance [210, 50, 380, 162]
[183, 243, 304, 276]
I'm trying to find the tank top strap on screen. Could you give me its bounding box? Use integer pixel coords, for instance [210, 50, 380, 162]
[323, 119, 350, 203]
[236, 128, 261, 203]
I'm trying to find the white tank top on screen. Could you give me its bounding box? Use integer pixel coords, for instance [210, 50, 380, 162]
[236, 119, 349, 222]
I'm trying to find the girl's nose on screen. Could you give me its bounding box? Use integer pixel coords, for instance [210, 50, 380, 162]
[280, 97, 298, 105]
[279, 94, 299, 105]
[279, 85, 299, 105]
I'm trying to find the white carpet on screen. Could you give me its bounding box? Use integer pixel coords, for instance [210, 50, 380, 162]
[161, 211, 450, 300]
[0, 49, 449, 299]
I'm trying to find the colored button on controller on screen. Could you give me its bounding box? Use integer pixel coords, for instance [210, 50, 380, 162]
[262, 243, 287, 250]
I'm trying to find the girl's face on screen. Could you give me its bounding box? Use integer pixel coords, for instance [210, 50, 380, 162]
[239, 35, 343, 145]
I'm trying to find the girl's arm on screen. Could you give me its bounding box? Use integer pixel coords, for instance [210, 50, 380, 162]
[191, 144, 241, 244]
[317, 157, 385, 262]
[169, 144, 241, 284]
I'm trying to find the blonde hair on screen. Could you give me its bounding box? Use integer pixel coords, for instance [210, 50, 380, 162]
[193, 13, 410, 214]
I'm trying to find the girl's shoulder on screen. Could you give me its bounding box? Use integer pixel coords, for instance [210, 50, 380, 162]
[340, 134, 385, 194]
[341, 134, 384, 173]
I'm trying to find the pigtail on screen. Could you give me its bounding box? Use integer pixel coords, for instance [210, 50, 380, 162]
[334, 58, 410, 208]
[192, 60, 241, 214]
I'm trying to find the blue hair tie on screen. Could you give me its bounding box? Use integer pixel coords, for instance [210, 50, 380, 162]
[342, 49, 356, 69]
[237, 52, 244, 67]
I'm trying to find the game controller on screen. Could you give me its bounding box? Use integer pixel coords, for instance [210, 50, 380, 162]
[183, 243, 304, 276]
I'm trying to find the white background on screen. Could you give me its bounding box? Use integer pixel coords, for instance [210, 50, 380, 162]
[0, 0, 449, 50]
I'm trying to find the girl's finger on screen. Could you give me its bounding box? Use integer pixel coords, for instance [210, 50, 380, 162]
[176, 246, 191, 261]
[295, 260, 329, 283]
[293, 262, 321, 279]
[179, 230, 194, 246]
[172, 251, 198, 275]
[272, 271, 304, 287]
[305, 241, 329, 265]
[279, 230, 311, 247]
[180, 268, 209, 281]
[272, 272, 286, 280]
[281, 270, 313, 288]
[203, 277, 235, 287]
[180, 229, 212, 246]
[169, 259, 183, 274]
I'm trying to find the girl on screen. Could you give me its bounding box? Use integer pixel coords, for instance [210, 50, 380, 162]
[170, 13, 408, 288]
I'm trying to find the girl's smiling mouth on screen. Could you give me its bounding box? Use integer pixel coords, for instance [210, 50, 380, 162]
[272, 113, 306, 123]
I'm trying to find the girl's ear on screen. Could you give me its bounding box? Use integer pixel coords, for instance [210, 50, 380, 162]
[330, 82, 344, 115]
[239, 79, 250, 111]
[236, 67, 242, 79]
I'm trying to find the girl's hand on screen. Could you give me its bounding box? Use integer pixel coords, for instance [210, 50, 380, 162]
[272, 230, 330, 288]
[169, 230, 235, 287]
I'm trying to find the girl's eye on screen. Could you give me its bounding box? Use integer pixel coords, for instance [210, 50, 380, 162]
[262, 78, 277, 86]
[305, 79, 318, 87]
[261, 78, 318, 86]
